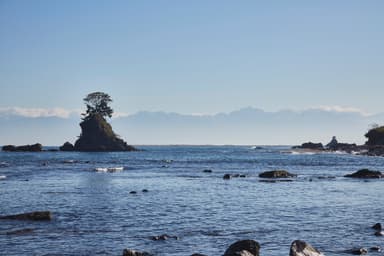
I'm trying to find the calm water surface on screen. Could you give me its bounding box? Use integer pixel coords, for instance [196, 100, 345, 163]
[0, 146, 383, 256]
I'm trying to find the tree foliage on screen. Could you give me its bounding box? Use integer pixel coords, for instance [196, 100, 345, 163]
[82, 92, 113, 119]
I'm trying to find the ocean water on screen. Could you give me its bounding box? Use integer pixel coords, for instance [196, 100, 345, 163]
[0, 146, 383, 256]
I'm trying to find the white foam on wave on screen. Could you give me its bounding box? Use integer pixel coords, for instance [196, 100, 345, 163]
[0, 175, 6, 179]
[94, 167, 124, 173]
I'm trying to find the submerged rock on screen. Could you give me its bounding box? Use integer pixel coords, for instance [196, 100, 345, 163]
[73, 114, 136, 152]
[259, 170, 297, 178]
[0, 211, 52, 221]
[150, 234, 179, 241]
[2, 143, 42, 152]
[344, 169, 383, 179]
[6, 228, 34, 235]
[223, 240, 260, 256]
[123, 249, 152, 256]
[289, 240, 324, 256]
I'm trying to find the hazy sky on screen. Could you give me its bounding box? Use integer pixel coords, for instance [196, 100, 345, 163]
[1, 0, 383, 115]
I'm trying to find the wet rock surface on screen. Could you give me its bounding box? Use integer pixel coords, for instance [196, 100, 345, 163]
[223, 239, 260, 256]
[289, 240, 323, 256]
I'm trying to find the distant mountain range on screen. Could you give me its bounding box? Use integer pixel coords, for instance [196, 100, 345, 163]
[1, 107, 383, 145]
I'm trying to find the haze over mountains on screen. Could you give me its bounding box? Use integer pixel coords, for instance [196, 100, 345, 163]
[1, 107, 382, 146]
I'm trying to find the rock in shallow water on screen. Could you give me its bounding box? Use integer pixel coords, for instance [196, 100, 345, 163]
[259, 170, 297, 178]
[0, 211, 52, 221]
[372, 223, 382, 230]
[344, 169, 383, 179]
[223, 240, 260, 256]
[123, 249, 152, 256]
[289, 240, 324, 256]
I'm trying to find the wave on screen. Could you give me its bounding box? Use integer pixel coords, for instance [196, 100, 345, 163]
[94, 167, 124, 173]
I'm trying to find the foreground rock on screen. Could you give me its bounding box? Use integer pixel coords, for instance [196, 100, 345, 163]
[259, 170, 297, 178]
[73, 114, 136, 152]
[123, 249, 152, 256]
[0, 211, 52, 221]
[344, 169, 383, 179]
[289, 240, 324, 256]
[223, 240, 260, 256]
[2, 143, 42, 152]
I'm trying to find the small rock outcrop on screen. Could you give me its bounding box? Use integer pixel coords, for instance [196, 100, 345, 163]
[289, 240, 324, 256]
[326, 136, 338, 150]
[73, 114, 136, 152]
[223, 240, 260, 256]
[259, 170, 297, 178]
[0, 211, 52, 221]
[294, 142, 324, 150]
[59, 142, 75, 151]
[2, 143, 42, 152]
[344, 169, 383, 179]
[123, 249, 152, 256]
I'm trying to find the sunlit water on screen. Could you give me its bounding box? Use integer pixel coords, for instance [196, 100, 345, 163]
[0, 146, 383, 256]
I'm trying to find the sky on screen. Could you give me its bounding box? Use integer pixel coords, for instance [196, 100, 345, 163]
[0, 1, 383, 117]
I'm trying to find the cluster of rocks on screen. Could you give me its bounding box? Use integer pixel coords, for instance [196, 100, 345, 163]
[2, 143, 43, 152]
[1, 210, 381, 256]
[2, 114, 137, 153]
[293, 136, 361, 153]
[123, 239, 324, 256]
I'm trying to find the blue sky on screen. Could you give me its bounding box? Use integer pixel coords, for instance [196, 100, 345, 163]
[0, 0, 383, 116]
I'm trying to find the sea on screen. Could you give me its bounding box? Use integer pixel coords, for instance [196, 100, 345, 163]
[0, 145, 383, 256]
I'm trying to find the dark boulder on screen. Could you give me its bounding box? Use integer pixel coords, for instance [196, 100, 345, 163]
[370, 246, 381, 252]
[375, 231, 383, 236]
[259, 170, 297, 178]
[2, 143, 42, 152]
[345, 248, 368, 255]
[203, 169, 213, 173]
[344, 169, 383, 179]
[74, 114, 136, 152]
[223, 174, 232, 180]
[0, 211, 52, 221]
[123, 249, 152, 256]
[289, 240, 324, 256]
[59, 142, 75, 151]
[223, 240, 260, 256]
[372, 223, 382, 231]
